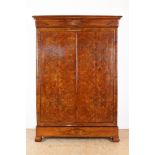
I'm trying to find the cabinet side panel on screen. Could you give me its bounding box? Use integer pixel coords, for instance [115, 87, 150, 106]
[36, 29, 41, 124]
[113, 28, 118, 125]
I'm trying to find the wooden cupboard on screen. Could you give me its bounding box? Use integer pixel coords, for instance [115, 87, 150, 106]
[33, 16, 122, 142]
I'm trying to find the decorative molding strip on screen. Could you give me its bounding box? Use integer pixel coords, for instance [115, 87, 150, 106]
[75, 32, 78, 93]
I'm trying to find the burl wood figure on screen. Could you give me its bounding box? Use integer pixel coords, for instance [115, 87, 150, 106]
[33, 15, 122, 142]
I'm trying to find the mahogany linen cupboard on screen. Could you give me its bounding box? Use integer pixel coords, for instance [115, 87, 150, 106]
[33, 16, 122, 142]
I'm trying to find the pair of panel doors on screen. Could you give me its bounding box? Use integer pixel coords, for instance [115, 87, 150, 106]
[37, 27, 116, 127]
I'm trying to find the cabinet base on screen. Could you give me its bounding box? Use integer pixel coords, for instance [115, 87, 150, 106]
[35, 126, 119, 142]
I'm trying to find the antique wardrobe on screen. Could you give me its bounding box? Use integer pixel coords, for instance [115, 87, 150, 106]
[33, 16, 122, 142]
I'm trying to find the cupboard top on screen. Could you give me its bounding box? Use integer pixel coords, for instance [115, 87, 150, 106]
[33, 15, 122, 20]
[33, 15, 122, 28]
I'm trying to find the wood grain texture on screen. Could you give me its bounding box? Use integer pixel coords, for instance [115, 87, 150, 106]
[77, 29, 114, 123]
[33, 15, 122, 142]
[40, 30, 76, 123]
[33, 15, 122, 28]
[36, 126, 119, 138]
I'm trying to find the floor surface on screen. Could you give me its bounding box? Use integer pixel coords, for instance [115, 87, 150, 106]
[26, 129, 128, 155]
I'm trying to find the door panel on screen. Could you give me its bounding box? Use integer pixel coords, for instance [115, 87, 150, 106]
[40, 30, 76, 123]
[77, 30, 114, 123]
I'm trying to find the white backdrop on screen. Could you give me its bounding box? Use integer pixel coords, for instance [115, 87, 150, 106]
[26, 0, 129, 129]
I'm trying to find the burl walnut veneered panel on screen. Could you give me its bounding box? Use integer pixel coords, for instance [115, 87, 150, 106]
[77, 29, 114, 123]
[40, 31, 76, 123]
[33, 16, 122, 142]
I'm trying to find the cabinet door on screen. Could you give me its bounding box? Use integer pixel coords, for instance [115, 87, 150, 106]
[77, 29, 115, 124]
[39, 30, 76, 124]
